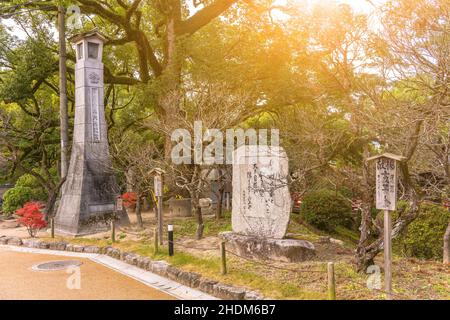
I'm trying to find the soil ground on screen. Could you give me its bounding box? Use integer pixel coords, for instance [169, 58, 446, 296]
[0, 248, 175, 300]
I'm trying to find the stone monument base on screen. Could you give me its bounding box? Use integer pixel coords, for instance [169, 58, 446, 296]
[219, 232, 316, 263]
[54, 223, 109, 238]
[55, 208, 130, 237]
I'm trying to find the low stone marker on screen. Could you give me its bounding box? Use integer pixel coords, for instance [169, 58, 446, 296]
[167, 197, 192, 217]
[220, 145, 315, 262]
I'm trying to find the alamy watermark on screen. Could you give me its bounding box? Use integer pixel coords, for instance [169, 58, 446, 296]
[366, 265, 381, 290]
[66, 266, 81, 290]
[171, 121, 280, 165]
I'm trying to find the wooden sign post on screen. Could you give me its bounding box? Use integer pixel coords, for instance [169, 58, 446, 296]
[116, 196, 123, 212]
[150, 168, 166, 245]
[111, 196, 122, 243]
[367, 153, 405, 300]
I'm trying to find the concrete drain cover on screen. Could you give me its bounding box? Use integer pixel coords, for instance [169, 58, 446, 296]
[32, 260, 82, 271]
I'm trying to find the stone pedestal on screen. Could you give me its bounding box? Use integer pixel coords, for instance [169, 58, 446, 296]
[220, 232, 315, 263]
[54, 31, 129, 236]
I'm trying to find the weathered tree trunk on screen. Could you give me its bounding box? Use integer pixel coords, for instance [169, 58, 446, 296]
[153, 205, 158, 220]
[135, 194, 144, 229]
[355, 147, 376, 272]
[444, 222, 450, 264]
[58, 6, 69, 179]
[160, 2, 183, 160]
[143, 194, 151, 211]
[45, 177, 66, 221]
[355, 179, 421, 272]
[191, 196, 204, 239]
[126, 169, 134, 192]
[215, 188, 224, 220]
[355, 203, 375, 272]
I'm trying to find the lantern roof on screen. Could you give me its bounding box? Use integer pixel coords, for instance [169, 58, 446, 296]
[367, 153, 407, 162]
[69, 30, 108, 44]
[149, 168, 166, 175]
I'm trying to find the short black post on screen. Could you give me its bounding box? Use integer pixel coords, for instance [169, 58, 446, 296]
[168, 224, 174, 256]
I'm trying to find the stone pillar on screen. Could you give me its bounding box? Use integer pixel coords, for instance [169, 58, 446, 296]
[55, 31, 129, 236]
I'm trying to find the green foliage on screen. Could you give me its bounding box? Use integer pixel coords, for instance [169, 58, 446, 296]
[15, 173, 47, 200]
[300, 189, 353, 231]
[396, 203, 450, 260]
[334, 225, 360, 242]
[1, 174, 47, 216]
[337, 187, 355, 200]
[0, 37, 55, 103]
[2, 186, 33, 216]
[16, 174, 40, 188]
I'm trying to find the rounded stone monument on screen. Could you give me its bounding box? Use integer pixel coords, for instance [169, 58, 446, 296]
[220, 145, 315, 262]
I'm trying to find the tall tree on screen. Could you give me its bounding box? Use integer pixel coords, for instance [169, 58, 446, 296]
[58, 4, 69, 179]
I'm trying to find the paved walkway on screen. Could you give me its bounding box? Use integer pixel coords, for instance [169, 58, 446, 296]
[0, 246, 216, 300]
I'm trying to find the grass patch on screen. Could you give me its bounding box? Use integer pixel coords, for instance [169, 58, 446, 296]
[173, 212, 232, 239]
[287, 216, 321, 241]
[333, 226, 359, 243]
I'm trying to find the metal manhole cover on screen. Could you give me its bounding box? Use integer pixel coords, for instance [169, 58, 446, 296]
[32, 260, 82, 271]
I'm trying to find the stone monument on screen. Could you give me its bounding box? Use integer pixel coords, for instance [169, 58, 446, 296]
[54, 31, 129, 236]
[220, 145, 315, 262]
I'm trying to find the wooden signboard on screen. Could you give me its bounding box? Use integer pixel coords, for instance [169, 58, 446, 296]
[150, 168, 165, 245]
[116, 197, 123, 211]
[375, 157, 398, 211]
[154, 175, 163, 197]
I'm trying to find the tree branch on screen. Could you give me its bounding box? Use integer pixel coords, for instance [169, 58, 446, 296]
[177, 0, 238, 35]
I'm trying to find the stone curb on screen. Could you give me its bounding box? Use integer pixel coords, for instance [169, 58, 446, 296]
[0, 236, 264, 300]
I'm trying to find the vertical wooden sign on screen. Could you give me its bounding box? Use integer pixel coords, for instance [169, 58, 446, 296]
[116, 196, 123, 211]
[154, 175, 163, 197]
[375, 157, 398, 211]
[150, 168, 166, 246]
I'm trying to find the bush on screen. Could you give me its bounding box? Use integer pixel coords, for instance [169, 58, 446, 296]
[15, 174, 47, 200]
[1, 174, 47, 217]
[122, 192, 137, 208]
[16, 202, 47, 237]
[396, 203, 450, 260]
[2, 186, 34, 217]
[300, 189, 353, 231]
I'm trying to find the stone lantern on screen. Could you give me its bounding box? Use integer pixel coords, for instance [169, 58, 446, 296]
[54, 30, 129, 236]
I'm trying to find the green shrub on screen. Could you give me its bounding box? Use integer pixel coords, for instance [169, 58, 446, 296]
[396, 203, 449, 260]
[2, 186, 34, 216]
[1, 174, 47, 217]
[16, 174, 40, 188]
[300, 189, 353, 231]
[15, 174, 47, 200]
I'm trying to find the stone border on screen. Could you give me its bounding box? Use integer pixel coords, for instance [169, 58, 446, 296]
[0, 236, 264, 300]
